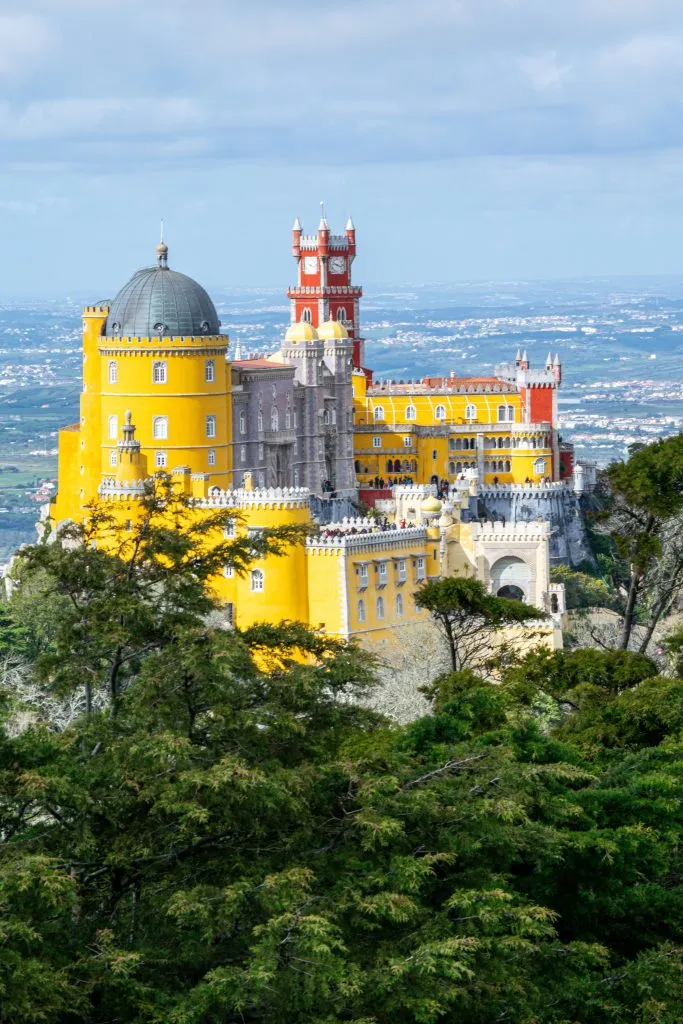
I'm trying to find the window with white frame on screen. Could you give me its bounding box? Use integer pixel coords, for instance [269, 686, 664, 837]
[152, 361, 167, 384]
[376, 596, 385, 620]
[405, 404, 416, 421]
[465, 404, 477, 421]
[224, 518, 236, 538]
[397, 559, 407, 583]
[285, 409, 291, 428]
[206, 414, 216, 438]
[155, 451, 167, 468]
[271, 407, 279, 431]
[358, 564, 369, 588]
[250, 569, 264, 592]
[435, 404, 446, 421]
[377, 562, 387, 586]
[403, 436, 412, 448]
[373, 406, 385, 422]
[109, 450, 117, 467]
[153, 416, 168, 440]
[396, 593, 404, 616]
[498, 405, 508, 422]
[373, 436, 382, 449]
[337, 306, 347, 321]
[293, 468, 299, 487]
[534, 457, 546, 475]
[416, 556, 425, 580]
[507, 406, 515, 422]
[302, 308, 312, 323]
[239, 411, 246, 435]
[108, 360, 118, 384]
[293, 410, 297, 428]
[222, 565, 234, 578]
[108, 414, 118, 439]
[205, 359, 215, 383]
[207, 449, 216, 466]
[357, 598, 366, 623]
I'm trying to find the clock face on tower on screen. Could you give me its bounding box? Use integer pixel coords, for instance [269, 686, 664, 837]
[329, 256, 346, 275]
[303, 255, 318, 274]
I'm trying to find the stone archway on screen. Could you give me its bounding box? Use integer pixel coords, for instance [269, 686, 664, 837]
[490, 556, 531, 602]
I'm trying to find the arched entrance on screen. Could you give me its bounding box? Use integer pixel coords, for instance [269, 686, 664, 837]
[490, 556, 530, 603]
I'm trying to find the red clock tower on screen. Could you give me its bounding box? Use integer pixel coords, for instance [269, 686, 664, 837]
[288, 209, 365, 368]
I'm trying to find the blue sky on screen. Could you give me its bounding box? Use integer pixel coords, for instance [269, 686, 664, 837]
[2, 0, 683, 296]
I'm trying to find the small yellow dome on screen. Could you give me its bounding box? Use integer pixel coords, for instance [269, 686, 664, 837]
[285, 321, 319, 344]
[438, 511, 454, 528]
[420, 495, 442, 514]
[317, 319, 349, 341]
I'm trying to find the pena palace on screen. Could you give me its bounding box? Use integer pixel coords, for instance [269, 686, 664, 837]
[48, 211, 581, 650]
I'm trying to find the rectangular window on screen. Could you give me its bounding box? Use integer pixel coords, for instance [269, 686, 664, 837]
[155, 451, 167, 468]
[377, 563, 387, 586]
[358, 564, 369, 589]
[225, 602, 235, 626]
[152, 361, 167, 384]
[222, 565, 234, 578]
[285, 410, 291, 428]
[293, 411, 297, 428]
[207, 449, 216, 466]
[416, 557, 425, 580]
[397, 559, 407, 582]
[206, 414, 216, 438]
[373, 436, 382, 449]
[240, 445, 246, 463]
[258, 443, 264, 460]
[108, 361, 117, 384]
[507, 406, 515, 422]
[403, 437, 412, 448]
[109, 450, 117, 467]
[224, 518, 236, 538]
[205, 360, 215, 383]
[108, 414, 118, 439]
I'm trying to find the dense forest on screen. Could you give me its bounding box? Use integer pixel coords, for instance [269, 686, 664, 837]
[0, 438, 683, 1023]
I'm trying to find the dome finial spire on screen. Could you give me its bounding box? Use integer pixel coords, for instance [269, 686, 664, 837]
[156, 221, 169, 269]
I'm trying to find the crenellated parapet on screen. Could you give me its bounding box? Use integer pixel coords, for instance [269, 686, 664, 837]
[98, 335, 229, 357]
[98, 477, 150, 501]
[478, 481, 571, 500]
[307, 525, 426, 554]
[200, 486, 311, 510]
[470, 520, 551, 543]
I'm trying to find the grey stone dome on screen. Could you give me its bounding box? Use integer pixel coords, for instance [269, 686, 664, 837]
[105, 246, 221, 337]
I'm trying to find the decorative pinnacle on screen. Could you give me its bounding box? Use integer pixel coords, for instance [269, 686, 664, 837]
[546, 351, 553, 366]
[319, 200, 328, 229]
[292, 216, 302, 231]
[119, 409, 140, 451]
[156, 220, 168, 268]
[553, 352, 561, 365]
[346, 215, 355, 231]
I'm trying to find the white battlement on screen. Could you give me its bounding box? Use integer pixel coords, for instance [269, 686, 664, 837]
[470, 520, 551, 542]
[476, 481, 571, 498]
[98, 477, 149, 500]
[307, 525, 426, 552]
[201, 486, 311, 509]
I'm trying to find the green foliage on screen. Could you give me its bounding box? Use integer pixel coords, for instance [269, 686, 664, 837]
[4, 490, 683, 1021]
[550, 563, 618, 611]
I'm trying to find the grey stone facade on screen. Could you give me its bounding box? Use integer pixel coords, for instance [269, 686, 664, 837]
[230, 329, 356, 496]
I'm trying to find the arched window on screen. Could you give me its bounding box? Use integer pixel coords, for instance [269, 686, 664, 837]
[206, 414, 216, 438]
[449, 461, 455, 474]
[405, 404, 416, 421]
[239, 410, 246, 435]
[358, 598, 366, 623]
[208, 449, 216, 466]
[435, 404, 446, 421]
[465, 404, 477, 421]
[109, 450, 117, 467]
[505, 460, 511, 472]
[285, 409, 291, 428]
[250, 569, 264, 592]
[294, 468, 299, 487]
[507, 406, 515, 422]
[354, 460, 360, 473]
[497, 437, 504, 449]
[152, 361, 167, 384]
[153, 416, 168, 440]
[155, 451, 167, 468]
[376, 596, 384, 620]
[455, 438, 462, 450]
[498, 405, 508, 422]
[373, 406, 385, 422]
[456, 462, 462, 474]
[396, 593, 404, 617]
[534, 457, 546, 475]
[551, 594, 559, 614]
[337, 306, 347, 321]
[271, 407, 279, 432]
[108, 360, 117, 384]
[205, 360, 215, 383]
[386, 460, 393, 473]
[323, 409, 330, 425]
[302, 308, 312, 324]
[108, 414, 118, 440]
[410, 459, 417, 472]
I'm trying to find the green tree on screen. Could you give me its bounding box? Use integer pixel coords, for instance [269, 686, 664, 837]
[414, 575, 543, 671]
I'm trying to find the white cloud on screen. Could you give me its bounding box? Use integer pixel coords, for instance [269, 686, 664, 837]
[0, 14, 53, 75]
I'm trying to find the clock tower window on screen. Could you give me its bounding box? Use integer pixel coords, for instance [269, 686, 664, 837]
[336, 306, 347, 321]
[302, 307, 312, 324]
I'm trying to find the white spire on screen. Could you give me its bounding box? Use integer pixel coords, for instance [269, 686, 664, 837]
[233, 340, 243, 361]
[522, 349, 528, 362]
[292, 216, 302, 231]
[546, 350, 553, 366]
[553, 352, 561, 365]
[346, 215, 355, 231]
[319, 200, 328, 229]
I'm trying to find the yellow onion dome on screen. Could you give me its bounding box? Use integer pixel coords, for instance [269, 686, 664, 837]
[420, 495, 442, 515]
[438, 510, 454, 528]
[317, 319, 349, 341]
[284, 321, 319, 344]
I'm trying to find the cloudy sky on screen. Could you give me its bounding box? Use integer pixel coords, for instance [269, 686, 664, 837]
[2, 0, 683, 296]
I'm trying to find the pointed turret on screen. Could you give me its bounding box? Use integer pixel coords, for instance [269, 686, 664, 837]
[520, 349, 529, 370]
[515, 348, 522, 367]
[545, 351, 553, 369]
[345, 215, 356, 257]
[552, 352, 562, 385]
[292, 216, 302, 258]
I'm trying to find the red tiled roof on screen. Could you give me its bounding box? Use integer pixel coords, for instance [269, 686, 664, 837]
[232, 359, 292, 370]
[61, 423, 80, 431]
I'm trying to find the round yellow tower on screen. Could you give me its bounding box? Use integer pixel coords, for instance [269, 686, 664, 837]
[97, 240, 231, 489]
